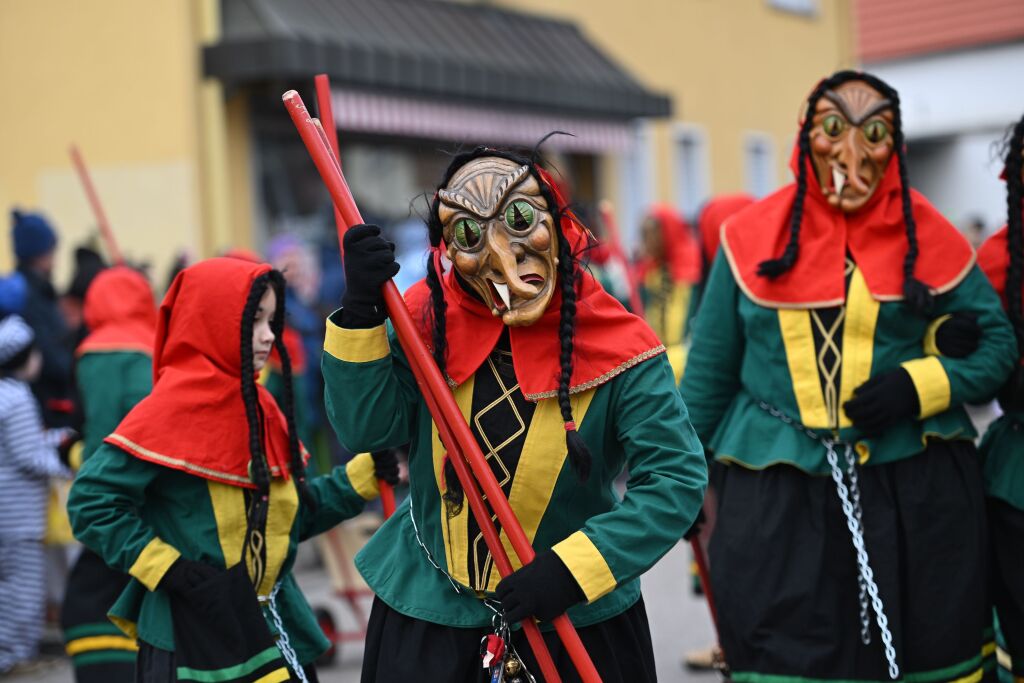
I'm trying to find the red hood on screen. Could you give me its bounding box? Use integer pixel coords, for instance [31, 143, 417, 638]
[78, 266, 157, 356]
[637, 204, 701, 285]
[107, 258, 302, 488]
[698, 194, 755, 265]
[721, 143, 974, 307]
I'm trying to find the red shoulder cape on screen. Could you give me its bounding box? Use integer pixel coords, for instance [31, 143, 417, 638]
[698, 194, 755, 265]
[106, 258, 300, 488]
[721, 149, 975, 308]
[403, 263, 664, 401]
[636, 204, 702, 285]
[77, 267, 157, 357]
[978, 224, 1021, 308]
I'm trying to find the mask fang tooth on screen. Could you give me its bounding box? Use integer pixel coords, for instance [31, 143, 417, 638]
[832, 168, 846, 195]
[493, 281, 511, 310]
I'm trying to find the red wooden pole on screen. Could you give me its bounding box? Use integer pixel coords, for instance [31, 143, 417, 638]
[69, 145, 124, 265]
[312, 75, 395, 518]
[282, 89, 601, 682]
[598, 200, 643, 316]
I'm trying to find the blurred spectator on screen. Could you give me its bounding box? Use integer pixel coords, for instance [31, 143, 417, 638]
[0, 315, 72, 674]
[0, 273, 28, 318]
[390, 216, 429, 294]
[964, 214, 987, 250]
[62, 246, 107, 348]
[11, 210, 76, 428]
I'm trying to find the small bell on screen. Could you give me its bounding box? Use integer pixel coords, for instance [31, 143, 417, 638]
[504, 657, 522, 675]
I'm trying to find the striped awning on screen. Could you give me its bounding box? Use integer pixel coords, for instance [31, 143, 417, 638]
[331, 89, 633, 153]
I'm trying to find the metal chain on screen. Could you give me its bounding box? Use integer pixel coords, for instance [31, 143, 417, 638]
[757, 401, 900, 680]
[266, 582, 309, 683]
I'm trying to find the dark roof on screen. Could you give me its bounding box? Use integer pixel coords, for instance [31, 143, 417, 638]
[204, 0, 671, 119]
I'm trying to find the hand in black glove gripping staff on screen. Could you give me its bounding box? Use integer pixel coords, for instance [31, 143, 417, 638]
[843, 368, 920, 437]
[341, 224, 400, 329]
[495, 550, 586, 625]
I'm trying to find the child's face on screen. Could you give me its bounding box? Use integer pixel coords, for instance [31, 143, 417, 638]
[15, 348, 42, 383]
[252, 287, 277, 373]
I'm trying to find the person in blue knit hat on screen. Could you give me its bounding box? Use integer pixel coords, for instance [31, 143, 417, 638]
[10, 209, 75, 429]
[0, 273, 28, 318]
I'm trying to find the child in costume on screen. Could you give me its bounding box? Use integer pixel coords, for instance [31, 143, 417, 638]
[0, 314, 71, 673]
[68, 258, 397, 682]
[977, 112, 1024, 681]
[636, 205, 702, 383]
[681, 71, 1016, 682]
[322, 147, 707, 682]
[61, 266, 156, 682]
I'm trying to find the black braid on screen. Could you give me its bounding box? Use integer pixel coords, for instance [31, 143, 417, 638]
[1005, 114, 1024, 347]
[267, 270, 317, 511]
[759, 70, 934, 314]
[239, 275, 271, 574]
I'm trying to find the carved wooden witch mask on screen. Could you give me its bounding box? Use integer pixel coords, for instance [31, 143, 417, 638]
[810, 80, 896, 212]
[438, 157, 558, 327]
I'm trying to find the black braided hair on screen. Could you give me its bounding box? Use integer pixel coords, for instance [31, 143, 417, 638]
[758, 69, 934, 314]
[1005, 114, 1024, 347]
[238, 271, 316, 577]
[426, 145, 593, 513]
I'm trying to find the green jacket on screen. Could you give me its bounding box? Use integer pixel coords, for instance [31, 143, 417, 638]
[322, 315, 707, 628]
[67, 444, 379, 664]
[76, 351, 152, 461]
[681, 254, 1016, 474]
[981, 410, 1024, 510]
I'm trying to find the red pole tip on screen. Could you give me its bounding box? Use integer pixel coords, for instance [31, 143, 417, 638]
[282, 90, 299, 101]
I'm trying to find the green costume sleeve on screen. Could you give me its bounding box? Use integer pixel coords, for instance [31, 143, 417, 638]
[678, 253, 745, 446]
[899, 267, 1017, 418]
[77, 352, 152, 461]
[67, 444, 181, 591]
[296, 453, 377, 541]
[321, 313, 420, 453]
[552, 356, 707, 602]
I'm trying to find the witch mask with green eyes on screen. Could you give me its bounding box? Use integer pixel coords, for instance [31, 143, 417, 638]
[438, 156, 558, 327]
[810, 80, 896, 213]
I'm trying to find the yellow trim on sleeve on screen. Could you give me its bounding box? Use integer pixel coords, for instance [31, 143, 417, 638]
[552, 531, 617, 603]
[108, 615, 137, 640]
[323, 320, 390, 363]
[65, 635, 138, 656]
[129, 537, 181, 591]
[923, 314, 952, 357]
[901, 356, 951, 419]
[489, 389, 596, 591]
[837, 267, 879, 428]
[68, 441, 84, 471]
[345, 452, 380, 501]
[777, 310, 830, 428]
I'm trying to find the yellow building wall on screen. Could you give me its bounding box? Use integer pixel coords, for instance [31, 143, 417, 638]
[0, 0, 240, 287]
[496, 0, 853, 205]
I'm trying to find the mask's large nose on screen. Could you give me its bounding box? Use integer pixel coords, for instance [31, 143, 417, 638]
[485, 228, 540, 299]
[836, 132, 870, 194]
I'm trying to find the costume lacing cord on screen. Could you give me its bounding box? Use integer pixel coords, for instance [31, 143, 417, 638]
[756, 400, 899, 680]
[264, 582, 309, 683]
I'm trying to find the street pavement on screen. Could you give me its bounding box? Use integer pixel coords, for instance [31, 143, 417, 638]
[15, 538, 719, 682]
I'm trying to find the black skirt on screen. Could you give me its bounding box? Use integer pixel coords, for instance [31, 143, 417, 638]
[709, 439, 989, 682]
[361, 596, 656, 683]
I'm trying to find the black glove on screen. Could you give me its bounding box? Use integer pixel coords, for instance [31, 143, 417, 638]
[843, 368, 920, 437]
[371, 449, 400, 486]
[341, 224, 399, 328]
[683, 507, 706, 541]
[933, 312, 980, 358]
[159, 558, 221, 596]
[57, 431, 81, 468]
[494, 550, 585, 624]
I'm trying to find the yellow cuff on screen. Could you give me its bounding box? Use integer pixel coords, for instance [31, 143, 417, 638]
[923, 314, 952, 357]
[129, 537, 181, 591]
[551, 531, 617, 603]
[901, 356, 951, 419]
[65, 634, 138, 656]
[68, 441, 84, 471]
[323, 317, 390, 363]
[345, 452, 380, 501]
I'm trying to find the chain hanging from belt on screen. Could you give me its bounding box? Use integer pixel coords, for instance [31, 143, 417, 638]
[263, 582, 309, 683]
[757, 400, 899, 680]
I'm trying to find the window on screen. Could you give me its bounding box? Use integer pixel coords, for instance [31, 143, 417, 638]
[744, 133, 777, 198]
[673, 124, 710, 223]
[617, 120, 656, 251]
[767, 0, 819, 17]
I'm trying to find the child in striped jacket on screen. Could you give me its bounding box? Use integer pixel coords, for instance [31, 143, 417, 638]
[0, 314, 71, 673]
